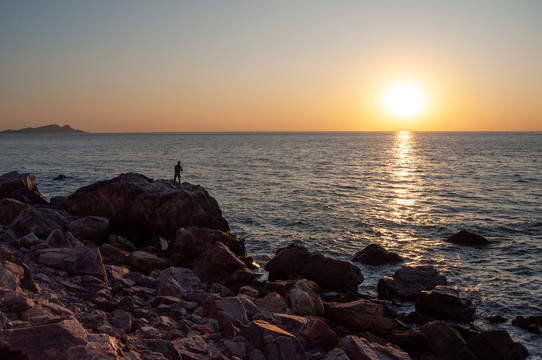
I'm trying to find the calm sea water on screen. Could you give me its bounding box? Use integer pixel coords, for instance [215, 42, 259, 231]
[1, 132, 541, 354]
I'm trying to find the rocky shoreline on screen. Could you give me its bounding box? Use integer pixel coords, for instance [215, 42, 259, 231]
[0, 171, 537, 359]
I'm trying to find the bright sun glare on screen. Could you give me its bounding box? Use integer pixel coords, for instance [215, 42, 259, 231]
[381, 82, 428, 119]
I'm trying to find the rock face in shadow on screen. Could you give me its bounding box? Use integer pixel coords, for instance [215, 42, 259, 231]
[352, 244, 404, 266]
[0, 172, 49, 205]
[57, 173, 229, 243]
[377, 265, 447, 301]
[415, 285, 476, 323]
[446, 230, 490, 246]
[265, 244, 363, 292]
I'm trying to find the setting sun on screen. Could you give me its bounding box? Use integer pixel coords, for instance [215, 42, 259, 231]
[381, 82, 428, 119]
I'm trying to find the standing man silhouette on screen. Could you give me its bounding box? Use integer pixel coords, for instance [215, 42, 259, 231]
[174, 161, 183, 185]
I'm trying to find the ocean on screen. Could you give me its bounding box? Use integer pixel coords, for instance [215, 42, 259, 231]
[1, 131, 541, 354]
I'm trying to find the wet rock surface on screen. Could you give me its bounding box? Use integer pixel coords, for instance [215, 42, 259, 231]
[377, 265, 448, 301]
[352, 243, 404, 266]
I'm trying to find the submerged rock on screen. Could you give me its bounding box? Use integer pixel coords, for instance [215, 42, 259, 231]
[352, 244, 404, 266]
[0, 171, 49, 205]
[265, 244, 363, 292]
[446, 230, 490, 246]
[57, 173, 229, 243]
[377, 265, 447, 301]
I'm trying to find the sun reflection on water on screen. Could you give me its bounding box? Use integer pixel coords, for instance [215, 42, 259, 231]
[391, 131, 418, 217]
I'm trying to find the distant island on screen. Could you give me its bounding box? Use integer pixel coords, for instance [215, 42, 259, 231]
[0, 124, 86, 134]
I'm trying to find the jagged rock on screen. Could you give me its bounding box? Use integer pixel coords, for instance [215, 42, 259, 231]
[130, 251, 173, 274]
[145, 236, 169, 251]
[114, 309, 133, 332]
[265, 244, 363, 292]
[0, 171, 49, 205]
[34, 246, 108, 281]
[0, 198, 27, 226]
[466, 330, 528, 360]
[242, 319, 307, 360]
[299, 318, 340, 352]
[66, 216, 109, 242]
[8, 203, 68, 238]
[1, 316, 88, 360]
[377, 265, 447, 301]
[57, 173, 229, 243]
[323, 348, 350, 360]
[156, 267, 202, 300]
[0, 247, 39, 293]
[289, 279, 324, 316]
[239, 285, 259, 298]
[45, 229, 85, 248]
[255, 292, 291, 314]
[446, 230, 490, 246]
[18, 232, 41, 248]
[106, 234, 136, 252]
[336, 335, 410, 360]
[99, 244, 132, 266]
[324, 299, 399, 335]
[352, 244, 404, 265]
[0, 261, 24, 290]
[169, 226, 247, 264]
[3, 291, 35, 312]
[415, 285, 476, 322]
[385, 329, 428, 354]
[201, 297, 249, 327]
[62, 333, 124, 360]
[421, 321, 477, 360]
[192, 242, 256, 286]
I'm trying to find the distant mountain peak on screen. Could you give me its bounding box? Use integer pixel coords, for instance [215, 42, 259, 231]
[0, 124, 87, 134]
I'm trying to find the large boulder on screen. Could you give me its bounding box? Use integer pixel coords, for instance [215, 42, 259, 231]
[7, 203, 68, 238]
[66, 216, 109, 242]
[242, 320, 307, 360]
[446, 230, 490, 246]
[33, 247, 107, 281]
[0, 316, 88, 360]
[265, 244, 363, 292]
[377, 265, 447, 301]
[57, 173, 229, 243]
[169, 226, 247, 264]
[466, 330, 528, 360]
[415, 286, 476, 322]
[352, 244, 404, 266]
[420, 321, 477, 360]
[289, 279, 324, 316]
[324, 299, 400, 335]
[0, 171, 49, 205]
[192, 242, 256, 286]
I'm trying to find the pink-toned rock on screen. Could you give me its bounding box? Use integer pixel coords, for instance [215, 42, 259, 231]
[45, 229, 84, 248]
[62, 333, 124, 360]
[242, 320, 306, 360]
[169, 226, 247, 263]
[255, 292, 291, 314]
[300, 318, 340, 352]
[192, 242, 256, 286]
[57, 173, 229, 243]
[337, 335, 410, 360]
[67, 216, 109, 242]
[421, 321, 477, 360]
[8, 203, 68, 238]
[0, 171, 48, 205]
[289, 279, 324, 316]
[0, 261, 24, 290]
[130, 251, 173, 274]
[3, 291, 35, 312]
[201, 297, 249, 327]
[272, 313, 309, 333]
[323, 348, 350, 360]
[1, 316, 88, 360]
[265, 243, 363, 292]
[156, 267, 202, 299]
[324, 299, 399, 335]
[114, 309, 133, 332]
[34, 246, 107, 281]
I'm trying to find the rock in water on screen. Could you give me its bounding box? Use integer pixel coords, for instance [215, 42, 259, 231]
[57, 173, 229, 243]
[377, 265, 447, 301]
[0, 171, 49, 205]
[446, 230, 490, 246]
[415, 285, 476, 322]
[352, 244, 404, 265]
[265, 244, 363, 292]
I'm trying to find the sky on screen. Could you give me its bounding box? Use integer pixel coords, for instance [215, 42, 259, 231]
[1, 1, 541, 132]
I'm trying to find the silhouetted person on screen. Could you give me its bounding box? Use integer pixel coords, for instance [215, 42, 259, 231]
[174, 161, 183, 185]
